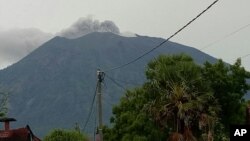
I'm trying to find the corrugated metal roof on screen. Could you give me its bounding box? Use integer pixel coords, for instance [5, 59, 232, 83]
[0, 126, 40, 141]
[0, 118, 41, 141]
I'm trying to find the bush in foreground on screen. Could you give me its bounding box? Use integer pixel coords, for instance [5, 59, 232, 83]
[44, 129, 88, 141]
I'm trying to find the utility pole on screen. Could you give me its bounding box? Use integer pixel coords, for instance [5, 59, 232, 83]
[97, 69, 105, 141]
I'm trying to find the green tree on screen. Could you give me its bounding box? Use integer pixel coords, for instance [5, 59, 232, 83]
[105, 54, 220, 141]
[144, 54, 220, 141]
[203, 59, 250, 132]
[44, 129, 89, 141]
[104, 54, 250, 141]
[104, 88, 166, 141]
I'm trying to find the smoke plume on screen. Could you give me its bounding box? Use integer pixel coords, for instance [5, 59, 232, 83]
[58, 17, 120, 39]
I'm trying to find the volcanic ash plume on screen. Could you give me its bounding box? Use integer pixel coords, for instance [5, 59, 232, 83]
[58, 17, 120, 39]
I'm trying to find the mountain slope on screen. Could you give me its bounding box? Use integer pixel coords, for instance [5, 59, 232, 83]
[0, 32, 218, 137]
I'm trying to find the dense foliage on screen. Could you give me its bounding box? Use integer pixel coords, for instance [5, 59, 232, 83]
[43, 129, 88, 141]
[203, 59, 250, 127]
[104, 54, 250, 141]
[103, 88, 166, 141]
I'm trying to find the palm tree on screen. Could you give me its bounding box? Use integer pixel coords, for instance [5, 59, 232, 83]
[145, 54, 220, 141]
[147, 81, 220, 141]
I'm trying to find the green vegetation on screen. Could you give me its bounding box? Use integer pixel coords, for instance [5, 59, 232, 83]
[104, 54, 250, 141]
[44, 129, 89, 141]
[203, 59, 250, 127]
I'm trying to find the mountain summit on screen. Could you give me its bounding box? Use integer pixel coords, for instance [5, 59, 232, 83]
[0, 32, 217, 137]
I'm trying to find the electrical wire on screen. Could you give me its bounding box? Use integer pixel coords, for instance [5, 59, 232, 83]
[241, 54, 250, 59]
[107, 76, 143, 86]
[102, 82, 113, 101]
[201, 23, 250, 50]
[93, 101, 97, 141]
[100, 75, 116, 105]
[83, 83, 98, 131]
[104, 0, 219, 72]
[105, 74, 127, 91]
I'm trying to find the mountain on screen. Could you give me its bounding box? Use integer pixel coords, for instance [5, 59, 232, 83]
[0, 32, 221, 137]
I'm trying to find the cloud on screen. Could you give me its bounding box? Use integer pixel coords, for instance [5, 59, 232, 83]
[0, 28, 53, 69]
[58, 17, 120, 39]
[0, 17, 126, 69]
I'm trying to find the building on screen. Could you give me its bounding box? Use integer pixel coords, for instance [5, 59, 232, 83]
[0, 118, 41, 141]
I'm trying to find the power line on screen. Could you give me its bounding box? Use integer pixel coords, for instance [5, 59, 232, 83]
[102, 80, 116, 106]
[105, 74, 127, 91]
[93, 102, 97, 141]
[83, 83, 98, 131]
[104, 0, 219, 72]
[201, 23, 250, 50]
[241, 54, 250, 59]
[107, 76, 143, 86]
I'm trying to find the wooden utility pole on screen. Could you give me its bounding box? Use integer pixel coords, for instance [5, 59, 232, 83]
[97, 70, 104, 141]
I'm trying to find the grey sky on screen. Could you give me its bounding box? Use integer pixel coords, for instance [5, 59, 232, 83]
[0, 0, 249, 70]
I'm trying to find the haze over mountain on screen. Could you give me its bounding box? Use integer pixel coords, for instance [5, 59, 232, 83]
[0, 28, 53, 69]
[0, 32, 248, 138]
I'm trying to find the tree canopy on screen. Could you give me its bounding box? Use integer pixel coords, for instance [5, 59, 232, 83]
[104, 54, 250, 141]
[43, 129, 88, 141]
[203, 59, 250, 131]
[145, 55, 220, 140]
